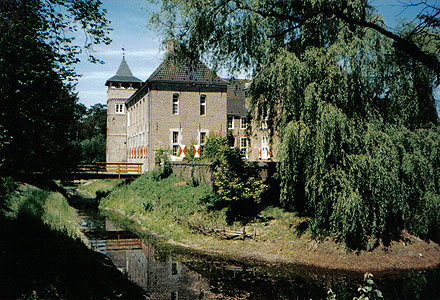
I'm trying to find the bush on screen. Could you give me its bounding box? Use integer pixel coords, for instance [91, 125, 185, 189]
[213, 147, 267, 223]
[0, 176, 18, 212]
[153, 149, 172, 181]
[201, 133, 228, 161]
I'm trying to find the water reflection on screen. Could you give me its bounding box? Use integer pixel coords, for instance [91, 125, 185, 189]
[78, 207, 215, 299]
[76, 206, 440, 300]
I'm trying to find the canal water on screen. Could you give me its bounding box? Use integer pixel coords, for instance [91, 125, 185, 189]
[75, 205, 440, 300]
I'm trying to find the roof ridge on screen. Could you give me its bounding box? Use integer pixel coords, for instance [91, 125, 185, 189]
[146, 53, 225, 84]
[116, 56, 134, 77]
[106, 56, 143, 85]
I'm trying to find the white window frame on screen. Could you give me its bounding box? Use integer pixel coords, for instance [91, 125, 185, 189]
[261, 136, 269, 149]
[240, 116, 248, 130]
[261, 135, 270, 160]
[240, 137, 248, 159]
[198, 129, 209, 155]
[172, 93, 179, 115]
[200, 94, 206, 115]
[171, 131, 179, 156]
[227, 116, 234, 129]
[115, 103, 124, 114]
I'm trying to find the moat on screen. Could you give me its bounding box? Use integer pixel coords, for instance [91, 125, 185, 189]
[75, 204, 440, 300]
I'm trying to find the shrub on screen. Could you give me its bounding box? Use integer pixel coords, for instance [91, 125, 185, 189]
[213, 147, 267, 223]
[153, 149, 172, 181]
[201, 133, 228, 161]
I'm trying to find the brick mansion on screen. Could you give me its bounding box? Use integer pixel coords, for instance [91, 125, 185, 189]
[106, 41, 276, 172]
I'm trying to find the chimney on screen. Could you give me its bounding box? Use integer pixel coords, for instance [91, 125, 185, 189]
[166, 40, 175, 54]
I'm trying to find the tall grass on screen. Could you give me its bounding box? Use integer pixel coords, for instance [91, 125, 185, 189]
[3, 184, 84, 242]
[100, 173, 229, 240]
[77, 179, 124, 198]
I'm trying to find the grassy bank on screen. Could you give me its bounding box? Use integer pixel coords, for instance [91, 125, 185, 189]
[97, 173, 440, 275]
[0, 180, 145, 299]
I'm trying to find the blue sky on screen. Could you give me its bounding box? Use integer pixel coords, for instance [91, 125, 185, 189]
[74, 0, 435, 107]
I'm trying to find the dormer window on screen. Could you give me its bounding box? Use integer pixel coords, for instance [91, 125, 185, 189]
[200, 94, 206, 115]
[115, 104, 124, 114]
[172, 93, 179, 115]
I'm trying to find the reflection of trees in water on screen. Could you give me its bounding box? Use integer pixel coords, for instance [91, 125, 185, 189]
[98, 212, 440, 300]
[182, 260, 331, 299]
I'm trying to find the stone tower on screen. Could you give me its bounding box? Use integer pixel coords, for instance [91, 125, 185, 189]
[106, 56, 142, 163]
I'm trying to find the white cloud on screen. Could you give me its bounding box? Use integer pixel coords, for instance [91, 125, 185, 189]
[80, 71, 114, 80]
[98, 48, 163, 58]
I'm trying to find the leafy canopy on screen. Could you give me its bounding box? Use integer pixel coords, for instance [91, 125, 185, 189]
[150, 0, 440, 249]
[0, 0, 111, 176]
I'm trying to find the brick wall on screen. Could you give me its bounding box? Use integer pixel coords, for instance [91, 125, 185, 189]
[170, 161, 277, 191]
[107, 86, 137, 163]
[170, 162, 216, 190]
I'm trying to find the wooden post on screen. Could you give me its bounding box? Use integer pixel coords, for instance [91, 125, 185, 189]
[253, 228, 256, 238]
[117, 164, 121, 179]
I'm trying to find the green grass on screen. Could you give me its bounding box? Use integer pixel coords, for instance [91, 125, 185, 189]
[3, 184, 85, 241]
[100, 173, 226, 241]
[0, 181, 145, 299]
[77, 178, 124, 198]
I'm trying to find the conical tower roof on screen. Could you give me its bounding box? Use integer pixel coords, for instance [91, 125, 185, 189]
[105, 56, 143, 86]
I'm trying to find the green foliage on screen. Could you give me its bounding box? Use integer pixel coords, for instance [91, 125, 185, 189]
[150, 0, 440, 248]
[70, 103, 107, 163]
[0, 0, 110, 177]
[153, 149, 172, 181]
[353, 273, 383, 300]
[100, 174, 215, 240]
[181, 134, 267, 222]
[201, 133, 229, 160]
[214, 147, 267, 223]
[2, 184, 84, 241]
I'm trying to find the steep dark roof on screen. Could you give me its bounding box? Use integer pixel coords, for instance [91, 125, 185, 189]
[227, 78, 249, 116]
[147, 54, 225, 84]
[105, 56, 142, 85]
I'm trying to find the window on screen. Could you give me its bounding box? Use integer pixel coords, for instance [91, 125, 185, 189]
[200, 131, 206, 155]
[228, 134, 235, 148]
[171, 262, 178, 275]
[240, 137, 248, 158]
[171, 291, 178, 300]
[115, 104, 124, 114]
[200, 94, 206, 115]
[172, 131, 179, 156]
[240, 116, 248, 129]
[227, 116, 234, 129]
[172, 93, 179, 114]
[261, 136, 268, 149]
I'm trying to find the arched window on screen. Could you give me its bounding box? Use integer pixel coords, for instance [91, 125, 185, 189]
[200, 94, 206, 115]
[172, 93, 179, 114]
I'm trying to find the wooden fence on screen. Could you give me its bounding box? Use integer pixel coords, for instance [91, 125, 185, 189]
[76, 162, 143, 179]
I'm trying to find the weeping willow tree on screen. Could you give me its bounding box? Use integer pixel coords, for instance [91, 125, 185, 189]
[149, 0, 440, 249]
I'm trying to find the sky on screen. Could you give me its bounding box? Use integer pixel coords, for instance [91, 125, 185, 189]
[74, 0, 436, 108]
